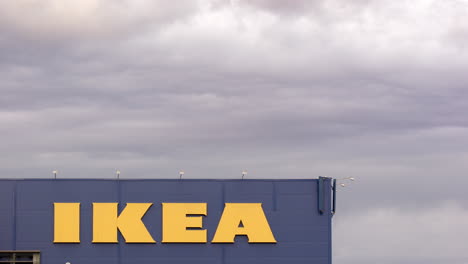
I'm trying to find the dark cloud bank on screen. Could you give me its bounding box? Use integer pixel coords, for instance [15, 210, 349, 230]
[1, 0, 468, 263]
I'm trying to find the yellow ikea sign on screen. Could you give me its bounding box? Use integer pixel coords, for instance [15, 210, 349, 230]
[54, 203, 276, 244]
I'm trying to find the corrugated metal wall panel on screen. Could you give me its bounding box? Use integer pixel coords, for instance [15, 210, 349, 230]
[0, 179, 332, 264]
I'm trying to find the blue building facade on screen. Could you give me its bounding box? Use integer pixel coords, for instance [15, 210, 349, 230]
[0, 179, 333, 264]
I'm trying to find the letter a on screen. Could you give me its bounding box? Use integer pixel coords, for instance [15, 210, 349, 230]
[212, 203, 276, 243]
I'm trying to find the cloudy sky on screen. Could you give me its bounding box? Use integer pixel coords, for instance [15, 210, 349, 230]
[1, 0, 468, 263]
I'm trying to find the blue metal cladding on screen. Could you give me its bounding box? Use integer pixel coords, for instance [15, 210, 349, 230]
[0, 179, 332, 264]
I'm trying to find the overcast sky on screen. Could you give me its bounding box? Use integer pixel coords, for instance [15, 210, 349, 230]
[1, 0, 468, 263]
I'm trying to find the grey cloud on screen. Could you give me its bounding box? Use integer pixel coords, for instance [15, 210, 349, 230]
[0, 0, 199, 42]
[334, 202, 468, 263]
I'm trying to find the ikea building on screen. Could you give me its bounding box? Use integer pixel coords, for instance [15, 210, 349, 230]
[0, 178, 334, 264]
